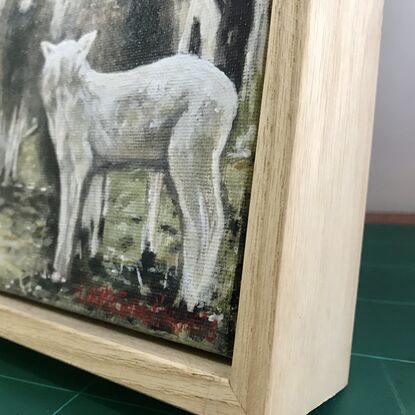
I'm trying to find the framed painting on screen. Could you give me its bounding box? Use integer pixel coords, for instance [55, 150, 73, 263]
[0, 0, 272, 357]
[0, 1, 383, 414]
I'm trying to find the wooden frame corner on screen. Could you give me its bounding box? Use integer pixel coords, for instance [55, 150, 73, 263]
[0, 1, 384, 414]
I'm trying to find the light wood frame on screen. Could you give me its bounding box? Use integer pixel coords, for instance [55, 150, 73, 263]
[0, 1, 383, 414]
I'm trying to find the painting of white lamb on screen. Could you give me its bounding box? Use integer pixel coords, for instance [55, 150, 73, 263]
[0, 0, 271, 356]
[40, 30, 238, 312]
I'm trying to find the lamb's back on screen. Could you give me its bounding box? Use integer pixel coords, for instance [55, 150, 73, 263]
[92, 55, 236, 109]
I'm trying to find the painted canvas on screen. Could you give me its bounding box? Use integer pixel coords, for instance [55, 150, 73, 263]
[0, 0, 271, 356]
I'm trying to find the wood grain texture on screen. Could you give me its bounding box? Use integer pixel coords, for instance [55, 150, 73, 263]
[0, 294, 243, 415]
[0, 1, 383, 414]
[232, 0, 384, 414]
[268, 2, 384, 413]
[231, 0, 311, 412]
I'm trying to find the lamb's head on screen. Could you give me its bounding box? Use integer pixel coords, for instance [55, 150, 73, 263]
[40, 31, 97, 85]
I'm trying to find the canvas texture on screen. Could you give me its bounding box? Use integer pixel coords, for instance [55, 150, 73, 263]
[0, 0, 271, 356]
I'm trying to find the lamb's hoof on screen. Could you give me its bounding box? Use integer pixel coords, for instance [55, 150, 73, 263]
[51, 272, 66, 284]
[185, 301, 203, 313]
[139, 284, 151, 296]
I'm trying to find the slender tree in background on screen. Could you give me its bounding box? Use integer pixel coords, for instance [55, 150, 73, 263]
[177, 0, 221, 62]
[233, 0, 270, 157]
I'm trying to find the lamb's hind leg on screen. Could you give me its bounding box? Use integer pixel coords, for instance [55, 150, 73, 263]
[169, 127, 225, 311]
[141, 171, 164, 254]
[82, 173, 109, 257]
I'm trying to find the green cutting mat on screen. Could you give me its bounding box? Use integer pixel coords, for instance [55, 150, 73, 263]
[0, 224, 414, 414]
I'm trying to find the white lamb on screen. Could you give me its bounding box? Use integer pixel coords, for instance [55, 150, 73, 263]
[40, 31, 238, 311]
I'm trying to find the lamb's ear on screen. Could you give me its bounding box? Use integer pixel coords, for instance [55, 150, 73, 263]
[78, 30, 97, 55]
[41, 41, 56, 58]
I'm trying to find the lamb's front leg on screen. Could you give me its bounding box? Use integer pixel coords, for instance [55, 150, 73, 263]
[52, 162, 91, 283]
[141, 171, 164, 253]
[82, 173, 109, 257]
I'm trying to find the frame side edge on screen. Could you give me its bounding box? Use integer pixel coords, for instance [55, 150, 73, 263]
[230, 0, 311, 412]
[268, 1, 384, 414]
